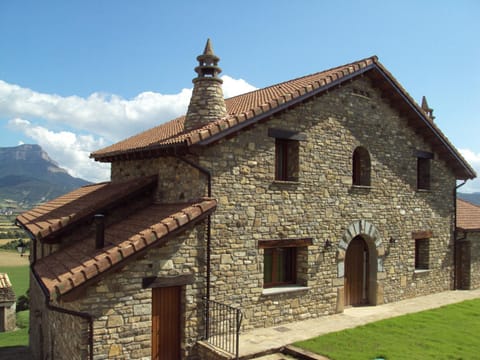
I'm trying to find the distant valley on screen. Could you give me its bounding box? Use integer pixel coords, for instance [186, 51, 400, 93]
[0, 144, 91, 211]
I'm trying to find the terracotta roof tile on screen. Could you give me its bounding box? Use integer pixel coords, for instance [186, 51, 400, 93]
[0, 273, 15, 303]
[90, 57, 377, 160]
[34, 198, 216, 299]
[89, 55, 475, 180]
[457, 199, 480, 231]
[17, 175, 157, 240]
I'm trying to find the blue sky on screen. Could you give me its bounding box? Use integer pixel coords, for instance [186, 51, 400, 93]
[1, 0, 479, 191]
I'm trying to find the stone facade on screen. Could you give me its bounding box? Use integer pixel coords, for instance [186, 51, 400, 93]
[98, 76, 458, 355]
[29, 276, 87, 359]
[30, 224, 208, 360]
[26, 57, 471, 359]
[456, 231, 480, 290]
[193, 77, 456, 330]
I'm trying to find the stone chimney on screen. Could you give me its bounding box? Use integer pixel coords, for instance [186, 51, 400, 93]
[184, 39, 227, 131]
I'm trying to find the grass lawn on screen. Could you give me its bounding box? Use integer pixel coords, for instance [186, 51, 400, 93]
[0, 311, 29, 347]
[295, 299, 480, 360]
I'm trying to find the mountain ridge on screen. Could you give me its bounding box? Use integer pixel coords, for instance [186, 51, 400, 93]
[0, 144, 91, 210]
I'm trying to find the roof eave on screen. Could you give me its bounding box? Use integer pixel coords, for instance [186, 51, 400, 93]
[371, 65, 476, 180]
[50, 200, 217, 301]
[197, 64, 377, 146]
[91, 141, 189, 163]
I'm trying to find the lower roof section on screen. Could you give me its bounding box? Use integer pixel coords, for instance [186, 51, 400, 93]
[34, 198, 216, 300]
[17, 175, 158, 241]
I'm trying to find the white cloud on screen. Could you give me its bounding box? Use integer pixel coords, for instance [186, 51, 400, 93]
[221, 75, 257, 98]
[459, 148, 480, 193]
[1, 76, 257, 183]
[8, 118, 110, 183]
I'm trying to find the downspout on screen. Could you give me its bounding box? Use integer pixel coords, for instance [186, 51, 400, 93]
[16, 221, 94, 360]
[453, 180, 467, 290]
[173, 151, 212, 339]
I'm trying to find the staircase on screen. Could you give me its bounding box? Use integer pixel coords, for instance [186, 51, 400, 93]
[247, 345, 330, 360]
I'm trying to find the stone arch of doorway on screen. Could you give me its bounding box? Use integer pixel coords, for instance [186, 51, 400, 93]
[335, 220, 385, 312]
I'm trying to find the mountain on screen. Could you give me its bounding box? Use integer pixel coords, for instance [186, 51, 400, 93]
[0, 144, 91, 209]
[458, 192, 480, 206]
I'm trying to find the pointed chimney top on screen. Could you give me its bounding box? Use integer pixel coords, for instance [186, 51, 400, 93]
[195, 38, 222, 79]
[421, 96, 435, 121]
[185, 40, 227, 130]
[203, 38, 215, 56]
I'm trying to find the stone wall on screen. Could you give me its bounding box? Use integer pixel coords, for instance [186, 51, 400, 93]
[76, 76, 457, 352]
[0, 301, 15, 332]
[457, 231, 480, 289]
[111, 156, 207, 203]
[469, 233, 480, 289]
[74, 225, 207, 359]
[196, 341, 233, 360]
[34, 75, 460, 357]
[193, 77, 456, 330]
[29, 274, 88, 360]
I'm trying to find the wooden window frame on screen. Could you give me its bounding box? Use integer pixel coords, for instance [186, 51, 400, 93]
[416, 151, 433, 190]
[275, 138, 299, 181]
[415, 238, 430, 270]
[263, 247, 297, 288]
[259, 238, 312, 288]
[269, 128, 304, 182]
[352, 147, 371, 186]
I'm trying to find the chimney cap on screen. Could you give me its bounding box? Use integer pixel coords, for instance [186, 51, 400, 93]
[194, 38, 222, 78]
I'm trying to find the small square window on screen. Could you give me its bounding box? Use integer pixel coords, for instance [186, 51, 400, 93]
[263, 247, 296, 288]
[275, 139, 299, 181]
[415, 238, 429, 270]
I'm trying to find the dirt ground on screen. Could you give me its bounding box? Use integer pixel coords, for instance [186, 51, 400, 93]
[0, 251, 30, 266]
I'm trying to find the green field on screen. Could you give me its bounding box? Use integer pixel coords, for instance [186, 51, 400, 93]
[295, 299, 480, 360]
[0, 311, 29, 347]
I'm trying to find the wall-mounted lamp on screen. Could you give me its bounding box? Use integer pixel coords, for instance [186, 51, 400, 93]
[385, 237, 396, 256]
[17, 239, 26, 257]
[324, 239, 333, 250]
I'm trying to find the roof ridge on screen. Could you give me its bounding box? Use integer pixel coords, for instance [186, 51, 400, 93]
[224, 55, 378, 102]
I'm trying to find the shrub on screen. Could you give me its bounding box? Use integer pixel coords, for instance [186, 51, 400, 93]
[16, 289, 30, 312]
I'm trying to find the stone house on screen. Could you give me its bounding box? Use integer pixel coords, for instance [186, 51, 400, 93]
[0, 273, 16, 332]
[456, 198, 480, 290]
[17, 40, 476, 359]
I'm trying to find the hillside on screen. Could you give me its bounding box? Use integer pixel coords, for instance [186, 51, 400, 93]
[458, 192, 480, 206]
[0, 144, 90, 210]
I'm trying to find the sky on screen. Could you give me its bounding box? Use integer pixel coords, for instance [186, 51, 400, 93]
[1, 0, 479, 191]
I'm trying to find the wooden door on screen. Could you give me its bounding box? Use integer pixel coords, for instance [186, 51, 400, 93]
[345, 236, 369, 306]
[152, 286, 181, 360]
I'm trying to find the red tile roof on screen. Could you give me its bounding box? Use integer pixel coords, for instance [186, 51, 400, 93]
[34, 198, 216, 300]
[91, 56, 377, 160]
[90, 56, 475, 180]
[0, 273, 15, 302]
[457, 199, 480, 231]
[16, 176, 157, 241]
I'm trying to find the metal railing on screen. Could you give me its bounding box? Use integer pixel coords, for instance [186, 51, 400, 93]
[204, 299, 243, 359]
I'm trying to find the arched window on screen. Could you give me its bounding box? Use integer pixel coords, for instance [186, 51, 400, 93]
[352, 147, 371, 186]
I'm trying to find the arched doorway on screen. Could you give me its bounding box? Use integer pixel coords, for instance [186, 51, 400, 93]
[345, 236, 369, 306]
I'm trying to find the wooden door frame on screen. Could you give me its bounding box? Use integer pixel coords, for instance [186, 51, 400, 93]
[151, 286, 182, 360]
[345, 235, 369, 306]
